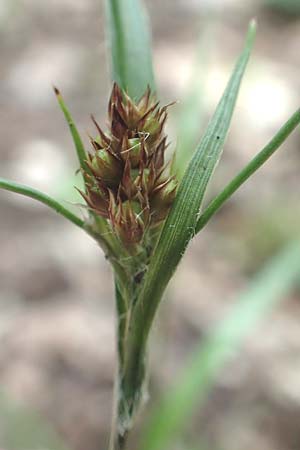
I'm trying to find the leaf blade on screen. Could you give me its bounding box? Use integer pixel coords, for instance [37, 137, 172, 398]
[54, 87, 89, 178]
[131, 21, 257, 346]
[105, 0, 155, 98]
[0, 177, 85, 229]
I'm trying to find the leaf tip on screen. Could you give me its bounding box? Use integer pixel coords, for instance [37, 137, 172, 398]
[247, 18, 257, 41]
[53, 85, 61, 97]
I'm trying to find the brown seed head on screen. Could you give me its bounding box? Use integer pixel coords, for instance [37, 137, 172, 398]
[80, 83, 177, 246]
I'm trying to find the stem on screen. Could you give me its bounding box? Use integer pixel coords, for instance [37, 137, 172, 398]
[109, 276, 148, 450]
[112, 350, 146, 450]
[109, 365, 123, 450]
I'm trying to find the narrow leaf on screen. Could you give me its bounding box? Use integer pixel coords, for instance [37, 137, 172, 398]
[0, 177, 85, 230]
[54, 87, 90, 177]
[54, 87, 111, 235]
[105, 0, 155, 98]
[196, 107, 300, 233]
[130, 21, 257, 350]
[142, 240, 300, 450]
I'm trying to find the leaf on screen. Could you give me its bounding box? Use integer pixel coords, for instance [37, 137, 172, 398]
[129, 21, 257, 352]
[0, 177, 85, 230]
[53, 87, 113, 242]
[196, 107, 300, 233]
[141, 240, 300, 450]
[54, 87, 90, 178]
[105, 0, 155, 99]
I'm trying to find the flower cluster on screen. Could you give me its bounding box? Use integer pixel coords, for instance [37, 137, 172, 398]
[80, 83, 177, 247]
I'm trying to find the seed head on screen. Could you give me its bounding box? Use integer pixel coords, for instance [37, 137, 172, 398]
[81, 83, 177, 247]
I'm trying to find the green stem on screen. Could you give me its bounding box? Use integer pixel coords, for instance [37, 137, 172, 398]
[109, 274, 148, 450]
[115, 345, 146, 450]
[110, 286, 148, 449]
[0, 177, 85, 229]
[109, 279, 134, 450]
[115, 279, 129, 368]
[195, 108, 300, 233]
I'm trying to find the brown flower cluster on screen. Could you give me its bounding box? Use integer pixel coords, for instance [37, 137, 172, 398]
[80, 83, 177, 246]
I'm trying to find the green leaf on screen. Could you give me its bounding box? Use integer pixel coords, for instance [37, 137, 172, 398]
[105, 0, 155, 99]
[141, 240, 300, 450]
[196, 107, 300, 233]
[53, 87, 90, 178]
[53, 87, 113, 243]
[0, 177, 85, 230]
[128, 21, 257, 356]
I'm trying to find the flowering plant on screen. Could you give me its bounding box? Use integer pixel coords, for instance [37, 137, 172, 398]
[0, 1, 299, 449]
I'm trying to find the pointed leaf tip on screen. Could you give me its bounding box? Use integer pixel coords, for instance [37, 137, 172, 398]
[247, 19, 257, 44]
[54, 88, 90, 178]
[53, 85, 60, 96]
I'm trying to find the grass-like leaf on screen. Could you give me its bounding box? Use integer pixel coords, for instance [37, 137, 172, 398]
[54, 87, 90, 178]
[105, 0, 155, 99]
[141, 240, 300, 450]
[128, 21, 256, 358]
[0, 177, 85, 229]
[196, 107, 300, 233]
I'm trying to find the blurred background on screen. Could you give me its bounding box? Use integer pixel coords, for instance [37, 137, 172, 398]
[0, 0, 300, 449]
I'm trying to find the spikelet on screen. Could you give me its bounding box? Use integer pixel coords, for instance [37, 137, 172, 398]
[81, 83, 177, 246]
